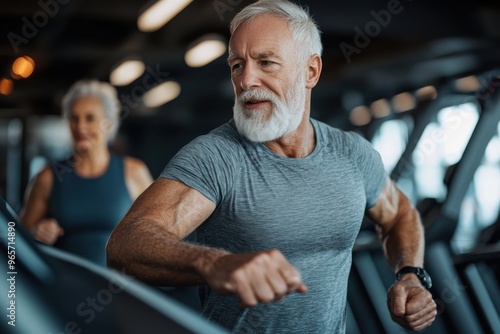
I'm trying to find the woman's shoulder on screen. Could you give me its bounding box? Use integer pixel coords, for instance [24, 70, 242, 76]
[122, 156, 149, 173]
[122, 156, 153, 185]
[34, 165, 54, 187]
[25, 165, 54, 202]
[120, 156, 153, 200]
[122, 155, 145, 166]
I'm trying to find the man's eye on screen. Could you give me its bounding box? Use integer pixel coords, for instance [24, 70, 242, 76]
[231, 64, 242, 72]
[261, 60, 273, 66]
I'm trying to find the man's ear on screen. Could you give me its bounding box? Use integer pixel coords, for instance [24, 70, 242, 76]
[305, 54, 322, 89]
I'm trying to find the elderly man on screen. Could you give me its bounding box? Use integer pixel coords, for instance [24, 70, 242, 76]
[106, 0, 437, 332]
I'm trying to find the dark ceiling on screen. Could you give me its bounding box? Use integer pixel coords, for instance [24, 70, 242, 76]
[1, 0, 500, 130]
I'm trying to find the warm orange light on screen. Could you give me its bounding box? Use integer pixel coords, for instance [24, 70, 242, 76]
[370, 98, 391, 118]
[350, 105, 372, 126]
[455, 75, 480, 92]
[391, 92, 415, 113]
[415, 85, 438, 101]
[11, 56, 35, 79]
[0, 78, 13, 95]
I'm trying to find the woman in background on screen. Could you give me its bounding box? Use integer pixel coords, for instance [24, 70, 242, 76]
[20, 79, 153, 266]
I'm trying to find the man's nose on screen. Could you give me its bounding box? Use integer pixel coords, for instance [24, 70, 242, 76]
[240, 64, 261, 91]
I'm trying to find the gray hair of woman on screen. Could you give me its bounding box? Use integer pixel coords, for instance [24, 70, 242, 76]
[229, 0, 323, 66]
[61, 79, 121, 142]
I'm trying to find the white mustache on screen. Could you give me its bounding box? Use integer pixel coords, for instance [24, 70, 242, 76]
[238, 89, 278, 105]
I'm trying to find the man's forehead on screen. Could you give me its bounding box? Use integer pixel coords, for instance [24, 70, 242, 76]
[228, 42, 282, 56]
[227, 47, 292, 66]
[228, 36, 292, 60]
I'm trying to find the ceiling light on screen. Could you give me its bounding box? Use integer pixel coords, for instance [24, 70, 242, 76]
[391, 92, 415, 113]
[11, 56, 35, 79]
[0, 78, 13, 95]
[349, 105, 372, 126]
[143, 81, 181, 108]
[138, 0, 193, 32]
[185, 34, 227, 68]
[110, 60, 145, 86]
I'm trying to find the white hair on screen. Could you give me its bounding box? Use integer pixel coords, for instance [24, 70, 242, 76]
[61, 79, 121, 141]
[230, 0, 323, 65]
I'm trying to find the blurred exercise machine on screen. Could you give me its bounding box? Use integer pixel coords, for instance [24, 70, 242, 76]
[0, 195, 227, 334]
[347, 75, 500, 334]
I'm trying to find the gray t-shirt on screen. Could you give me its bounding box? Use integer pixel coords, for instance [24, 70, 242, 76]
[161, 118, 387, 334]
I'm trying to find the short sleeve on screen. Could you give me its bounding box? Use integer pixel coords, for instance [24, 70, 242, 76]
[160, 135, 240, 206]
[345, 131, 387, 208]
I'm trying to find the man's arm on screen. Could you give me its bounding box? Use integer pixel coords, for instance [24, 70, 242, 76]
[366, 177, 437, 332]
[107, 177, 225, 285]
[367, 177, 424, 271]
[106, 178, 307, 307]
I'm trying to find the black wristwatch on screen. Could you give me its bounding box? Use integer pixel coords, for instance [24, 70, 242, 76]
[396, 266, 432, 289]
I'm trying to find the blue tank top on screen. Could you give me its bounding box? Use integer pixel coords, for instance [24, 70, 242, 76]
[49, 154, 132, 266]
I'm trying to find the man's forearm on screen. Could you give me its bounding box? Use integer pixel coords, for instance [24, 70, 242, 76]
[106, 220, 229, 286]
[380, 207, 424, 272]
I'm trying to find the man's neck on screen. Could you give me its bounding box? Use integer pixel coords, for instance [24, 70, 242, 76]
[264, 117, 316, 158]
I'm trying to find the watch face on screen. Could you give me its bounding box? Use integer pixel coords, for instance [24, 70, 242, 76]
[419, 269, 432, 289]
[397, 267, 432, 289]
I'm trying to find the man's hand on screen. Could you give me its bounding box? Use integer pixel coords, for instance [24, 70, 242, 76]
[387, 274, 437, 331]
[31, 219, 64, 245]
[200, 249, 307, 307]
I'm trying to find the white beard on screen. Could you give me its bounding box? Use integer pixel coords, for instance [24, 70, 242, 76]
[233, 74, 306, 142]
